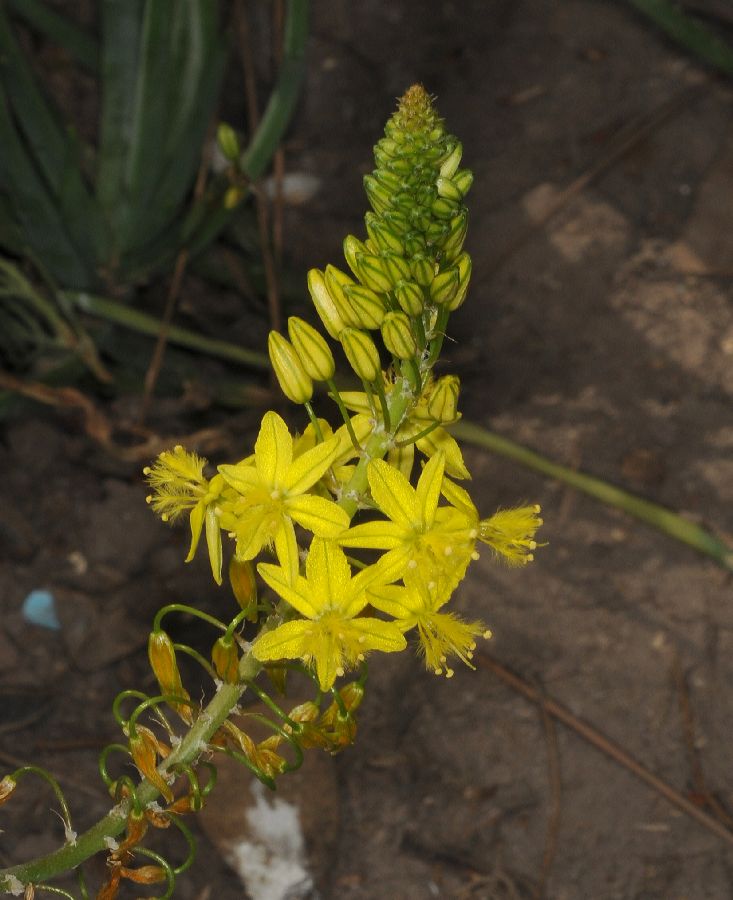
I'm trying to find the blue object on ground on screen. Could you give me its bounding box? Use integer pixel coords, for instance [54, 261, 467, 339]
[22, 589, 61, 630]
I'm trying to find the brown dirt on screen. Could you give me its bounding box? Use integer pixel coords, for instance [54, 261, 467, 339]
[2, 2, 733, 898]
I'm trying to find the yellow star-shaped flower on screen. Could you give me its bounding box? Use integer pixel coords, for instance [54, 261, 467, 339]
[252, 538, 407, 690]
[368, 570, 490, 677]
[218, 411, 349, 581]
[338, 451, 476, 597]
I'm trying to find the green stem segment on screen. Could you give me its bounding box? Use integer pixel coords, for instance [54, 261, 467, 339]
[453, 419, 733, 571]
[0, 653, 262, 892]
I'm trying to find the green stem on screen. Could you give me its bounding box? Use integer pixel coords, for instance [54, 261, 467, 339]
[453, 419, 733, 571]
[65, 291, 269, 369]
[0, 653, 262, 892]
[327, 378, 361, 451]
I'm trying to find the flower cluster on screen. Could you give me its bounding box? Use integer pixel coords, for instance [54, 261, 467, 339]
[145, 85, 543, 690]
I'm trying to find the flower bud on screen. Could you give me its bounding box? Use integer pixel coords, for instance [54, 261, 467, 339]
[395, 281, 424, 316]
[212, 636, 239, 684]
[374, 169, 402, 193]
[439, 141, 463, 178]
[217, 122, 240, 162]
[446, 252, 472, 311]
[453, 169, 474, 196]
[380, 252, 411, 285]
[436, 176, 463, 202]
[228, 556, 258, 615]
[427, 375, 460, 422]
[343, 235, 370, 280]
[268, 331, 313, 403]
[340, 327, 381, 382]
[410, 253, 435, 286]
[344, 284, 387, 328]
[224, 185, 246, 209]
[365, 213, 404, 254]
[287, 317, 335, 381]
[308, 268, 348, 338]
[148, 630, 192, 724]
[383, 208, 410, 234]
[381, 311, 417, 359]
[355, 253, 393, 293]
[429, 266, 460, 305]
[431, 195, 460, 219]
[363, 175, 390, 214]
[441, 210, 468, 260]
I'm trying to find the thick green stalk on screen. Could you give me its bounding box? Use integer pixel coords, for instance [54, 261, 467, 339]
[0, 653, 262, 892]
[453, 419, 733, 571]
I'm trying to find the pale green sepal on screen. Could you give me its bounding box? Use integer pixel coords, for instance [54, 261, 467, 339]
[186, 501, 205, 563]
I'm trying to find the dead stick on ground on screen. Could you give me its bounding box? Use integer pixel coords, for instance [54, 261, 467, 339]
[475, 650, 733, 850]
[487, 86, 701, 277]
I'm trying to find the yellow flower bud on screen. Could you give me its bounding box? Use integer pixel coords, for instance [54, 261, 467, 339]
[381, 252, 411, 286]
[324, 265, 361, 328]
[363, 175, 391, 214]
[343, 234, 370, 280]
[427, 374, 460, 423]
[446, 252, 472, 311]
[442, 210, 468, 260]
[307, 268, 348, 338]
[212, 636, 240, 684]
[287, 316, 335, 381]
[228, 556, 258, 616]
[431, 195, 460, 219]
[217, 122, 240, 162]
[344, 284, 387, 329]
[340, 327, 381, 382]
[381, 311, 417, 359]
[268, 330, 313, 404]
[429, 266, 460, 305]
[395, 281, 425, 316]
[439, 141, 463, 178]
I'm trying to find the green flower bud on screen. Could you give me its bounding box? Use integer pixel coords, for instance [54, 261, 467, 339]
[308, 268, 348, 338]
[268, 331, 313, 403]
[288, 316, 335, 381]
[365, 213, 404, 254]
[356, 253, 393, 293]
[453, 169, 474, 196]
[431, 195, 460, 219]
[427, 374, 460, 422]
[439, 141, 463, 178]
[381, 311, 417, 359]
[344, 235, 370, 279]
[446, 252, 472, 311]
[217, 122, 241, 162]
[429, 266, 460, 305]
[411, 253, 435, 286]
[374, 169, 402, 193]
[383, 208, 410, 234]
[344, 284, 387, 328]
[396, 281, 425, 316]
[340, 327, 381, 382]
[441, 210, 468, 260]
[381, 252, 411, 285]
[364, 175, 391, 215]
[436, 176, 463, 202]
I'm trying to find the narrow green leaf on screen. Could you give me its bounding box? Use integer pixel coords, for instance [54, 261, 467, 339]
[6, 0, 98, 71]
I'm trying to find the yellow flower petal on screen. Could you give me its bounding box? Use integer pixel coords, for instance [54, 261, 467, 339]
[286, 494, 350, 537]
[416, 427, 470, 480]
[218, 461, 261, 494]
[415, 450, 445, 528]
[257, 564, 318, 618]
[185, 501, 205, 563]
[338, 520, 406, 550]
[305, 538, 351, 607]
[281, 434, 339, 494]
[274, 517, 299, 584]
[205, 506, 223, 584]
[252, 620, 311, 662]
[349, 617, 407, 652]
[367, 459, 419, 528]
[255, 411, 293, 487]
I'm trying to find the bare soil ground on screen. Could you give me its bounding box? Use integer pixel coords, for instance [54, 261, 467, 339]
[2, 2, 733, 898]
